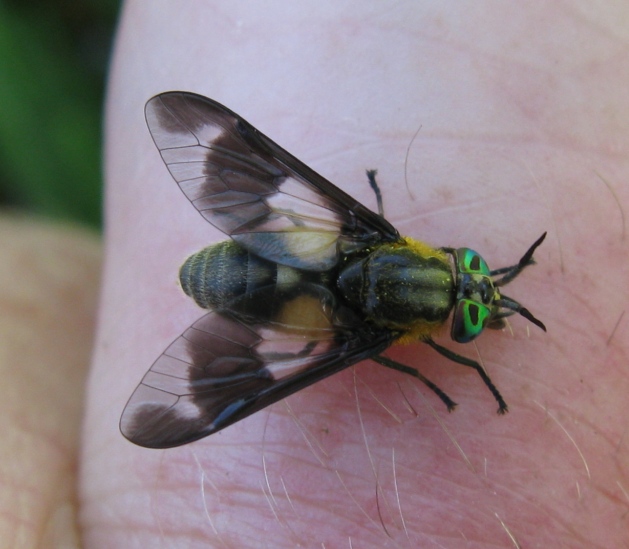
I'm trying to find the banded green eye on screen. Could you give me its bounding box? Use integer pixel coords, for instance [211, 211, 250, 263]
[452, 299, 492, 343]
[457, 248, 490, 276]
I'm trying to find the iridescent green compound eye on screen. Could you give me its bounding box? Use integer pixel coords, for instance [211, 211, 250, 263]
[452, 299, 492, 343]
[458, 248, 491, 276]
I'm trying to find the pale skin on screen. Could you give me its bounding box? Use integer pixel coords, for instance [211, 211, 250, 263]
[2, 2, 628, 548]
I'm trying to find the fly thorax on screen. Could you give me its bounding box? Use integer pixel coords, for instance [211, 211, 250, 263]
[337, 244, 455, 329]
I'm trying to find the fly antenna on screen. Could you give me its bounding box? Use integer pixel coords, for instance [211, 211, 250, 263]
[494, 232, 547, 287]
[495, 296, 546, 332]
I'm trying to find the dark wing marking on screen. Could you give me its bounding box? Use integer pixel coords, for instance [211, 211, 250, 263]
[145, 92, 400, 271]
[120, 311, 394, 448]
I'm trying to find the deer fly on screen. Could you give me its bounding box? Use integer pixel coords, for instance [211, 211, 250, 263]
[120, 92, 546, 448]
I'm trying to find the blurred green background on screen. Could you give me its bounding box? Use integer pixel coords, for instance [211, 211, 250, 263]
[0, 0, 121, 229]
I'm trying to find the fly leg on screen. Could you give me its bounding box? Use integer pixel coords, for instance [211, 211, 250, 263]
[371, 354, 458, 411]
[365, 169, 385, 217]
[425, 338, 508, 414]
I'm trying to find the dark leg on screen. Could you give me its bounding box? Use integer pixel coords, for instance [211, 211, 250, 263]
[424, 338, 509, 414]
[371, 355, 457, 412]
[366, 169, 385, 217]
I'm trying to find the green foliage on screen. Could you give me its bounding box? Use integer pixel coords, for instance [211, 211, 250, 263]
[0, 1, 119, 229]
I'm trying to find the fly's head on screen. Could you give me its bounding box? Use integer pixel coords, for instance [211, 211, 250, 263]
[449, 233, 547, 343]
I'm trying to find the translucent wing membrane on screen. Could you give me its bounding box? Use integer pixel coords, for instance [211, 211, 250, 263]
[145, 92, 399, 271]
[120, 310, 393, 448]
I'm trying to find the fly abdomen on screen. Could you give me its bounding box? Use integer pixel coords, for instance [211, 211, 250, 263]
[179, 240, 277, 310]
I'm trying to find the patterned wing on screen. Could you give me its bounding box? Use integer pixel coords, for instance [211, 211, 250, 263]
[145, 92, 400, 271]
[120, 310, 394, 448]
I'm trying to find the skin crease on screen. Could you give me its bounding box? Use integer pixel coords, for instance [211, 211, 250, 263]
[74, 2, 629, 548]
